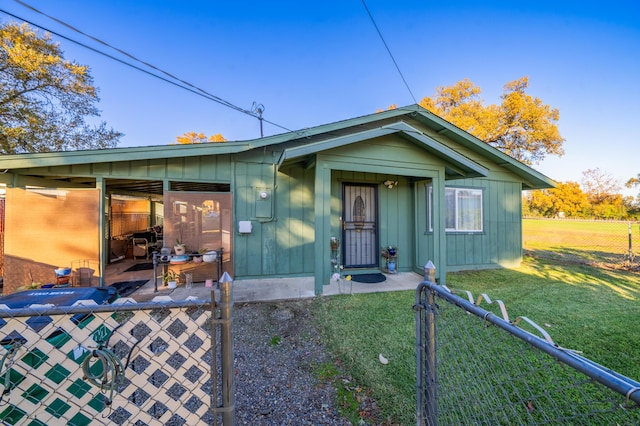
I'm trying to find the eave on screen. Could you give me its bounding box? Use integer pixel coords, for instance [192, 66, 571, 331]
[0, 141, 253, 169]
[277, 121, 489, 179]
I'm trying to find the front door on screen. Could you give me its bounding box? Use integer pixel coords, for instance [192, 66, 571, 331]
[342, 183, 378, 268]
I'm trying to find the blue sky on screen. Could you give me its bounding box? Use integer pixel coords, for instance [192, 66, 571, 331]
[2, 0, 639, 194]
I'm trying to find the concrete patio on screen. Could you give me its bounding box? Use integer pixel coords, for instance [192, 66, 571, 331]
[105, 259, 425, 303]
[147, 272, 423, 302]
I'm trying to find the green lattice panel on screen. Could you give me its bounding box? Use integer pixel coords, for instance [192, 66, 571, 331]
[21, 383, 49, 404]
[0, 405, 26, 425]
[21, 348, 48, 368]
[0, 302, 212, 424]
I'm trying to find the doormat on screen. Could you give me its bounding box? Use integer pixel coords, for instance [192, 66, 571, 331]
[124, 262, 154, 272]
[349, 273, 387, 284]
[109, 280, 149, 297]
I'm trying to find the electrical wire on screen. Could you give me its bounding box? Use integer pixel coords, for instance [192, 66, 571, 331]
[361, 0, 417, 104]
[1, 3, 292, 134]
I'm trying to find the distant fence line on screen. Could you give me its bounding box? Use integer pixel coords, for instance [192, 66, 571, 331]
[523, 218, 640, 270]
[415, 280, 640, 425]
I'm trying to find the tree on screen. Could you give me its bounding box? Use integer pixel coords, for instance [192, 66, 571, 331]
[525, 181, 589, 217]
[0, 22, 121, 154]
[420, 77, 564, 165]
[625, 174, 640, 205]
[581, 168, 621, 205]
[175, 131, 226, 144]
[580, 168, 630, 219]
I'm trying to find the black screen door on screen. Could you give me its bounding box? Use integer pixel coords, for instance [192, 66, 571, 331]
[342, 184, 378, 268]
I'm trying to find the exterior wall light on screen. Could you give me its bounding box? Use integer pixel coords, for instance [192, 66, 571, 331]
[383, 180, 398, 189]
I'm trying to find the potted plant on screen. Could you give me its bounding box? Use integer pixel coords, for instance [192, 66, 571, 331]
[203, 250, 217, 263]
[330, 236, 339, 250]
[174, 238, 186, 255]
[387, 246, 397, 257]
[163, 270, 180, 288]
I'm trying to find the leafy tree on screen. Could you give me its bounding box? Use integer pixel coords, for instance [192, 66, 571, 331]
[524, 189, 552, 217]
[581, 168, 621, 205]
[549, 181, 590, 217]
[0, 22, 121, 154]
[420, 77, 564, 165]
[525, 181, 589, 217]
[589, 194, 627, 220]
[625, 175, 640, 206]
[175, 131, 226, 144]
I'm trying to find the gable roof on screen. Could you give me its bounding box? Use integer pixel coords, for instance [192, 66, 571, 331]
[0, 104, 555, 189]
[277, 120, 490, 179]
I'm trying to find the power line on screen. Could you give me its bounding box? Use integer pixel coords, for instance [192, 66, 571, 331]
[2, 2, 292, 134]
[361, 0, 417, 104]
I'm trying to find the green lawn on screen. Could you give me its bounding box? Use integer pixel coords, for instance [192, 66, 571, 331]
[312, 254, 640, 425]
[523, 218, 640, 264]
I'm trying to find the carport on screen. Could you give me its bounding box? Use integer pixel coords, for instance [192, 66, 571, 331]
[0, 147, 236, 295]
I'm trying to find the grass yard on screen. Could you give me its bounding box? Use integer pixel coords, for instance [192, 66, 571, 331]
[523, 218, 640, 265]
[312, 255, 640, 425]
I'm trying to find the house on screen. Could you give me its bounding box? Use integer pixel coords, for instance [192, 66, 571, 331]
[0, 105, 555, 295]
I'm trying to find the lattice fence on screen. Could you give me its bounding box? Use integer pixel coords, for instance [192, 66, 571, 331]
[415, 281, 640, 425]
[0, 298, 214, 425]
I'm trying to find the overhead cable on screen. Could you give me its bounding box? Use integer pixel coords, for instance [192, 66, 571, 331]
[2, 2, 292, 133]
[361, 0, 417, 104]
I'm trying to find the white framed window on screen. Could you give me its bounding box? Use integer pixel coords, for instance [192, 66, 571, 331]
[427, 185, 483, 232]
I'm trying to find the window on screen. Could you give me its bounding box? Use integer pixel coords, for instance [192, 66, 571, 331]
[428, 185, 483, 232]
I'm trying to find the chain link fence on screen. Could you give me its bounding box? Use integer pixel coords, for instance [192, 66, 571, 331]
[415, 281, 640, 425]
[523, 219, 640, 270]
[0, 297, 223, 425]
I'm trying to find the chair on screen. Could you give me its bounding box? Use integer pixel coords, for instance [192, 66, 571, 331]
[71, 259, 94, 286]
[132, 237, 150, 259]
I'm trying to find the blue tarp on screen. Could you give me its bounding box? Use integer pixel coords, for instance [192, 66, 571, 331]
[0, 287, 116, 308]
[0, 287, 117, 336]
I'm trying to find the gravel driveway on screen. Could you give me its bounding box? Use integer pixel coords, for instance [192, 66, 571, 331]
[232, 299, 353, 425]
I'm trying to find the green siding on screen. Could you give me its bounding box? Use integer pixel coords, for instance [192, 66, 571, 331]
[444, 178, 523, 270]
[21, 155, 233, 182]
[232, 160, 316, 279]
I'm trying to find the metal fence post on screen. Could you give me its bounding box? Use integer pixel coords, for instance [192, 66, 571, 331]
[219, 272, 235, 426]
[423, 285, 438, 425]
[211, 289, 219, 426]
[416, 272, 438, 426]
[628, 222, 634, 263]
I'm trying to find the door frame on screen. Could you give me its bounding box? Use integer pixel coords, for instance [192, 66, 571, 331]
[341, 182, 379, 268]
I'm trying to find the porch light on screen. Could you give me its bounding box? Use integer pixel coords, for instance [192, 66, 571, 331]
[383, 180, 398, 189]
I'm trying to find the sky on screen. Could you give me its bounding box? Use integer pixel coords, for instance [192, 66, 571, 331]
[2, 0, 639, 195]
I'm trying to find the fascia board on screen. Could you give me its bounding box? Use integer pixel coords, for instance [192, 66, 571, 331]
[413, 110, 556, 188]
[277, 126, 400, 169]
[0, 142, 253, 169]
[382, 122, 489, 177]
[277, 120, 488, 177]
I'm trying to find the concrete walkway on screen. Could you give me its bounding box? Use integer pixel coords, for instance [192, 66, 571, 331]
[131, 271, 425, 303]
